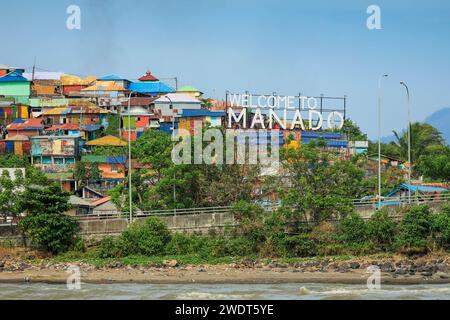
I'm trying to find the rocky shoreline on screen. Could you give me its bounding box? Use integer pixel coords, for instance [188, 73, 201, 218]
[1, 253, 449, 285]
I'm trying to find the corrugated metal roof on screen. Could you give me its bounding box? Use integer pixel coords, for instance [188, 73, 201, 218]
[82, 155, 127, 164]
[386, 183, 449, 197]
[128, 81, 175, 94]
[7, 118, 44, 130]
[42, 107, 71, 115]
[69, 195, 92, 207]
[86, 135, 127, 146]
[177, 85, 202, 93]
[401, 183, 448, 192]
[180, 109, 226, 117]
[82, 83, 127, 92]
[45, 124, 81, 132]
[154, 93, 201, 103]
[0, 71, 29, 82]
[97, 74, 126, 81]
[91, 196, 112, 207]
[83, 124, 103, 131]
[23, 71, 64, 81]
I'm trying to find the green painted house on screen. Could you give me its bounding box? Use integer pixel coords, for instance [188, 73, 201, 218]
[0, 70, 31, 103]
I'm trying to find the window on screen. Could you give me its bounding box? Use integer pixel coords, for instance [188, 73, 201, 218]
[65, 158, 75, 164]
[111, 164, 118, 173]
[42, 156, 52, 164]
[54, 157, 64, 164]
[33, 156, 41, 164]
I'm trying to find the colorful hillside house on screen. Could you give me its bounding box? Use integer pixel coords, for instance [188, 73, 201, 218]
[44, 123, 81, 136]
[178, 109, 226, 136]
[127, 71, 175, 96]
[41, 106, 109, 140]
[30, 135, 82, 191]
[0, 135, 31, 156]
[79, 75, 129, 98]
[60, 74, 96, 97]
[0, 67, 30, 105]
[85, 135, 127, 148]
[121, 105, 160, 141]
[177, 85, 203, 99]
[152, 93, 202, 118]
[7, 118, 44, 139]
[81, 155, 127, 191]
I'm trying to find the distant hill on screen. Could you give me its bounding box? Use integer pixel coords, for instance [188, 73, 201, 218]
[373, 108, 450, 145]
[425, 108, 450, 145]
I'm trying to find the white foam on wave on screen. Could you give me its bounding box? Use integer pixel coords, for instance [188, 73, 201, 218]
[174, 291, 258, 300]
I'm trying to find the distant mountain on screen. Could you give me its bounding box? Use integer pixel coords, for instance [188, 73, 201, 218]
[372, 108, 450, 145]
[424, 108, 450, 145]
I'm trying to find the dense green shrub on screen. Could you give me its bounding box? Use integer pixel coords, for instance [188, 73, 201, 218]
[395, 205, 432, 254]
[226, 236, 256, 256]
[99, 217, 171, 258]
[283, 234, 317, 257]
[98, 236, 119, 258]
[367, 210, 397, 251]
[165, 233, 196, 255]
[336, 212, 368, 245]
[119, 217, 171, 256]
[430, 204, 450, 249]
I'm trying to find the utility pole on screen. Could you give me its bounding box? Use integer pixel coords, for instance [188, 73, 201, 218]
[400, 81, 412, 204]
[377, 74, 388, 209]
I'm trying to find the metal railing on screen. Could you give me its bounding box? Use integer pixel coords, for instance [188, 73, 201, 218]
[74, 194, 450, 221]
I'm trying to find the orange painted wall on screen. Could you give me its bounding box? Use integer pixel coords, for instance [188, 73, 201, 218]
[98, 163, 126, 179]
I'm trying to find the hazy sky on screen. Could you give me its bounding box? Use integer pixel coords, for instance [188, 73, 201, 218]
[1, 0, 449, 138]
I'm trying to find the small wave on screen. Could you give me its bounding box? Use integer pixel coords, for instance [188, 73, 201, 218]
[172, 291, 259, 300]
[298, 287, 311, 295]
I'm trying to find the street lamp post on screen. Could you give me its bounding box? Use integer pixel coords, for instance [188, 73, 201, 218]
[164, 95, 176, 214]
[378, 74, 388, 209]
[127, 91, 135, 224]
[400, 81, 412, 204]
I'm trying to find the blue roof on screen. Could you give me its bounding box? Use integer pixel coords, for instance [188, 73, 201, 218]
[180, 109, 226, 117]
[97, 74, 126, 81]
[386, 183, 448, 197]
[128, 82, 175, 95]
[12, 119, 25, 123]
[301, 138, 348, 148]
[301, 131, 342, 139]
[0, 71, 29, 82]
[83, 124, 103, 131]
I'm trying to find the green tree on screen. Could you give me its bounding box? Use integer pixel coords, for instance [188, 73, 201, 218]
[416, 145, 450, 182]
[367, 209, 397, 251]
[18, 184, 77, 254]
[395, 205, 432, 254]
[0, 170, 22, 222]
[393, 122, 444, 165]
[279, 144, 365, 224]
[341, 118, 368, 141]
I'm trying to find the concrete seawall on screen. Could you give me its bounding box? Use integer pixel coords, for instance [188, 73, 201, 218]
[78, 211, 236, 239]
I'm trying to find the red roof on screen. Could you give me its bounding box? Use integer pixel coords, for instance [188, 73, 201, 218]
[120, 97, 156, 106]
[138, 71, 158, 82]
[91, 196, 111, 207]
[8, 118, 44, 130]
[45, 123, 81, 132]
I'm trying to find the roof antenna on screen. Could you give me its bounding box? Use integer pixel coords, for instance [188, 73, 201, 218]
[32, 56, 36, 81]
